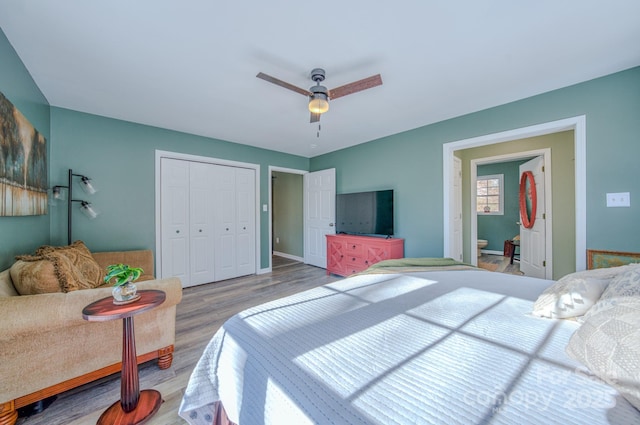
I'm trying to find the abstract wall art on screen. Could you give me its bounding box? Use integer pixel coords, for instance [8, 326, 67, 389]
[0, 91, 48, 216]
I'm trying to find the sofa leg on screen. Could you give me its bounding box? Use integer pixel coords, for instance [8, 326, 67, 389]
[157, 345, 174, 370]
[0, 401, 17, 425]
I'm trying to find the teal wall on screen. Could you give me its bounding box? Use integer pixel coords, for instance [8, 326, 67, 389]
[272, 171, 303, 257]
[476, 160, 526, 251]
[49, 107, 309, 271]
[311, 67, 640, 268]
[0, 28, 51, 270]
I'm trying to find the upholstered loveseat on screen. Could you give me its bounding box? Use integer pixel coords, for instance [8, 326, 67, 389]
[0, 243, 182, 425]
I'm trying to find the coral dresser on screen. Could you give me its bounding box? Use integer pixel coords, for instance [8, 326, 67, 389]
[326, 234, 404, 277]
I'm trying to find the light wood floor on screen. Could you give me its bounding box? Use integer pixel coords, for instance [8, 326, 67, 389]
[17, 257, 342, 425]
[477, 253, 522, 275]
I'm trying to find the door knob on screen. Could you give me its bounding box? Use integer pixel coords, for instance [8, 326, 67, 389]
[329, 223, 334, 227]
[176, 230, 180, 234]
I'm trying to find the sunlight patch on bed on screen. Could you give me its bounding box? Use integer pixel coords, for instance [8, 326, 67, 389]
[292, 314, 450, 398]
[408, 287, 505, 328]
[351, 332, 530, 424]
[335, 274, 438, 303]
[262, 378, 315, 425]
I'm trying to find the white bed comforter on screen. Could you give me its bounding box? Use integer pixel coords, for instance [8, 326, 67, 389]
[179, 270, 640, 424]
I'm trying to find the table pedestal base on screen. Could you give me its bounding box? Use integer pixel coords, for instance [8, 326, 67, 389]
[97, 390, 162, 425]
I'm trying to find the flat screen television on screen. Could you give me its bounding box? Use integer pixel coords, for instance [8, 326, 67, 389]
[335, 189, 394, 237]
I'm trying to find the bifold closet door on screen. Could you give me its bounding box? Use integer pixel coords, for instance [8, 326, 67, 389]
[160, 158, 215, 288]
[188, 162, 216, 286]
[214, 165, 256, 281]
[160, 158, 190, 285]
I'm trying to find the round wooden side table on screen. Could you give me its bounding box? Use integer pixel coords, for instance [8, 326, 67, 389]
[82, 290, 166, 425]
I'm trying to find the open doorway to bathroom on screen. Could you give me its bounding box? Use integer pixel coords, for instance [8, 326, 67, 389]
[453, 130, 576, 280]
[474, 156, 536, 276]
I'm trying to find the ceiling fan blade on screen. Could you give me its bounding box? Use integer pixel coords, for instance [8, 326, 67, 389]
[256, 72, 311, 96]
[329, 74, 382, 100]
[310, 112, 321, 123]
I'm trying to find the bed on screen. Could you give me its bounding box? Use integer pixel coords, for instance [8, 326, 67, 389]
[179, 259, 640, 424]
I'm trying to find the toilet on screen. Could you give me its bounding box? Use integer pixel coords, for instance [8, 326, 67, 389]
[477, 239, 488, 257]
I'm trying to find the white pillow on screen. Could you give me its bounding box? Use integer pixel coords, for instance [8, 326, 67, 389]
[532, 264, 638, 319]
[583, 266, 640, 318]
[565, 296, 640, 410]
[532, 277, 608, 319]
[532, 264, 639, 319]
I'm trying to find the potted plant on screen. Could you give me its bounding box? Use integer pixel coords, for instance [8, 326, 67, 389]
[105, 263, 144, 303]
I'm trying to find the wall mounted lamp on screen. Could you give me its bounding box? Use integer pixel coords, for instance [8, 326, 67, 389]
[52, 169, 99, 245]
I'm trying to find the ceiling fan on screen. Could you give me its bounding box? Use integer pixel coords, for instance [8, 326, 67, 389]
[256, 68, 383, 123]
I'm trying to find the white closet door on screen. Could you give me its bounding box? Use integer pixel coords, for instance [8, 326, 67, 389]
[214, 165, 237, 281]
[213, 165, 256, 281]
[189, 162, 216, 286]
[160, 158, 190, 285]
[235, 167, 256, 277]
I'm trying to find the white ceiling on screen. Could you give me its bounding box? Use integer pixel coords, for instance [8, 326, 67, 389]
[1, 1, 639, 158]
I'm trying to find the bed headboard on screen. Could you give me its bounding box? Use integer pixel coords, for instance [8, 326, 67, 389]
[587, 249, 640, 269]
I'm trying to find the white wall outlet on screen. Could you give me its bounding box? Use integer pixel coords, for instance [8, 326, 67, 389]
[262, 204, 268, 212]
[606, 192, 630, 207]
[276, 237, 280, 244]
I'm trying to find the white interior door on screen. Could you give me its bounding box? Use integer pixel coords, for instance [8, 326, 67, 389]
[451, 156, 463, 261]
[160, 158, 190, 286]
[519, 156, 546, 278]
[304, 168, 336, 268]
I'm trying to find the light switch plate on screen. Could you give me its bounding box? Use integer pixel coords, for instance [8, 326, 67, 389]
[606, 192, 630, 207]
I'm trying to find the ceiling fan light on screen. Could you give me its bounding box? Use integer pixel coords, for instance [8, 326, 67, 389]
[309, 93, 329, 114]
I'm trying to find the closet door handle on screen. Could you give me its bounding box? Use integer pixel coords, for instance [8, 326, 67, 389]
[176, 230, 180, 234]
[199, 229, 203, 232]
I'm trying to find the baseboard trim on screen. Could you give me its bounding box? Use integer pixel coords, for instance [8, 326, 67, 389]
[481, 249, 504, 256]
[273, 251, 304, 262]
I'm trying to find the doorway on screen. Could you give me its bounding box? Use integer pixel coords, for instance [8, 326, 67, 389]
[443, 116, 586, 277]
[471, 150, 550, 279]
[268, 166, 307, 270]
[269, 167, 305, 267]
[267, 166, 336, 272]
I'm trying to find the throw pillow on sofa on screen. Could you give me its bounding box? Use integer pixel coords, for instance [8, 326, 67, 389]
[11, 241, 104, 295]
[10, 257, 65, 294]
[35, 240, 103, 287]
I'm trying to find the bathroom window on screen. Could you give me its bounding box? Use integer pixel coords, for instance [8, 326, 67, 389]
[476, 174, 503, 215]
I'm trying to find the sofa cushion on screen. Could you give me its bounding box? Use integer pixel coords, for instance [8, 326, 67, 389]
[0, 269, 19, 297]
[12, 241, 104, 294]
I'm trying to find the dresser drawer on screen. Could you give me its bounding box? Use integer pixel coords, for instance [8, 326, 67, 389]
[344, 242, 364, 257]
